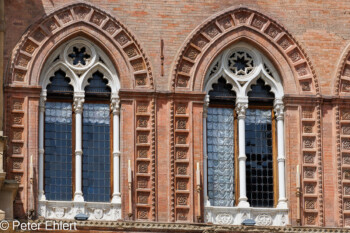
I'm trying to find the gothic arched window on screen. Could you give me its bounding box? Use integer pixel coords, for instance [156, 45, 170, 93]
[38, 38, 121, 220]
[203, 42, 287, 226]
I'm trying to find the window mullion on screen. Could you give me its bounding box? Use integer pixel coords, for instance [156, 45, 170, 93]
[111, 96, 121, 203]
[235, 99, 250, 208]
[73, 94, 84, 202]
[38, 92, 46, 201]
[274, 99, 288, 209]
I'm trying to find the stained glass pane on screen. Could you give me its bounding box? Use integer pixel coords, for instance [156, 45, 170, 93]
[44, 102, 72, 201]
[207, 107, 235, 207]
[82, 103, 111, 202]
[245, 109, 274, 207]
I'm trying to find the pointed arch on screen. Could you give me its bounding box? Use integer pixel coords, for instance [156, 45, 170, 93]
[171, 7, 320, 95]
[6, 2, 154, 89]
[334, 42, 350, 95]
[81, 62, 119, 93]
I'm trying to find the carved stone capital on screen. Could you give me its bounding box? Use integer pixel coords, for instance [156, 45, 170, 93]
[110, 97, 120, 115]
[39, 93, 47, 112]
[73, 96, 84, 114]
[203, 94, 210, 118]
[235, 102, 248, 119]
[274, 99, 284, 120]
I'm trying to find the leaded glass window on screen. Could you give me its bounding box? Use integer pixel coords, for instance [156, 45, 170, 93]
[46, 70, 73, 98]
[245, 109, 274, 207]
[204, 43, 285, 222]
[82, 103, 111, 202]
[44, 102, 72, 201]
[207, 107, 235, 207]
[39, 38, 121, 220]
[85, 71, 111, 100]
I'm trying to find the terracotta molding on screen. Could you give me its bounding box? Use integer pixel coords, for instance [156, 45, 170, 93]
[6, 2, 154, 89]
[171, 7, 320, 95]
[29, 219, 350, 232]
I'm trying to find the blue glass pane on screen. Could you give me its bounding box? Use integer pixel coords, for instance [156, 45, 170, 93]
[46, 70, 73, 98]
[247, 78, 274, 105]
[245, 109, 274, 207]
[85, 71, 111, 98]
[208, 77, 236, 105]
[83, 103, 111, 202]
[207, 107, 235, 207]
[44, 102, 72, 201]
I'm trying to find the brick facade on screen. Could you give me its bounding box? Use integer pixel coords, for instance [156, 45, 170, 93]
[3, 0, 350, 231]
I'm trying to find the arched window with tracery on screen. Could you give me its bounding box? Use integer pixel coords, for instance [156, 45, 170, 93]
[38, 38, 121, 220]
[203, 42, 287, 226]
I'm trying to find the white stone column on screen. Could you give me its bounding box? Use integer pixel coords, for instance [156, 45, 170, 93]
[38, 92, 46, 201]
[274, 99, 288, 209]
[73, 94, 84, 202]
[236, 98, 249, 207]
[203, 94, 210, 207]
[111, 96, 121, 203]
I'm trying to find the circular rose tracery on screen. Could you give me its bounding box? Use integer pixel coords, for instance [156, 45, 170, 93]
[228, 51, 254, 76]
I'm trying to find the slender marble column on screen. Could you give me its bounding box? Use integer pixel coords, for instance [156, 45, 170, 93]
[38, 92, 46, 201]
[274, 99, 288, 209]
[111, 96, 121, 203]
[236, 98, 249, 208]
[203, 95, 210, 206]
[73, 94, 84, 202]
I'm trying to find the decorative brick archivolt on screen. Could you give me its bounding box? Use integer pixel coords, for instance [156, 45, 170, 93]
[334, 43, 350, 96]
[171, 7, 319, 95]
[7, 2, 154, 89]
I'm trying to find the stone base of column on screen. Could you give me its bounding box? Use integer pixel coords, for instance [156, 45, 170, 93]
[276, 199, 288, 209]
[204, 196, 210, 207]
[237, 198, 250, 208]
[111, 193, 121, 204]
[38, 192, 46, 202]
[73, 192, 84, 202]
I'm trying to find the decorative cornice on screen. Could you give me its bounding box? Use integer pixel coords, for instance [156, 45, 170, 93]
[30, 219, 350, 232]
